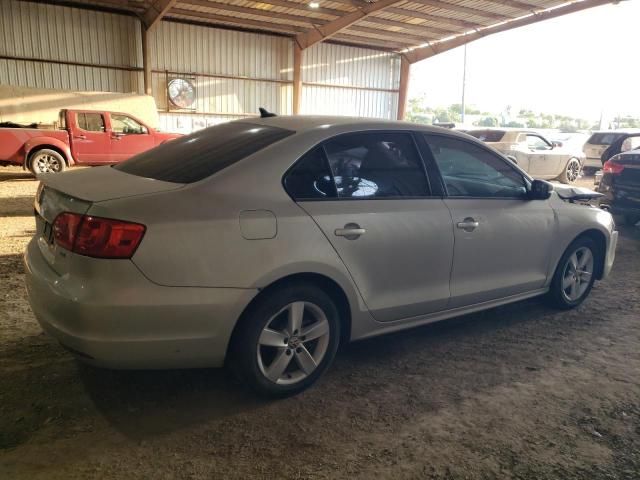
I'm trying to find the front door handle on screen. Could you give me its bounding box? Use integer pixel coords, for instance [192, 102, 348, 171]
[73, 134, 86, 140]
[335, 223, 366, 240]
[457, 217, 479, 232]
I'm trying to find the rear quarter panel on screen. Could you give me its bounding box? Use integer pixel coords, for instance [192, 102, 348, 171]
[0, 129, 70, 165]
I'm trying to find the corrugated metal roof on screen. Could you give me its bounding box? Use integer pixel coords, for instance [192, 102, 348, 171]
[32, 0, 614, 53]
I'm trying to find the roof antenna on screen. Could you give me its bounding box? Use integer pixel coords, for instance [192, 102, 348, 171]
[259, 107, 277, 118]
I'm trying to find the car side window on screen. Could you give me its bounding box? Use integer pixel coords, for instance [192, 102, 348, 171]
[526, 134, 551, 151]
[77, 113, 105, 132]
[111, 114, 148, 135]
[284, 148, 337, 200]
[323, 132, 430, 198]
[424, 135, 528, 199]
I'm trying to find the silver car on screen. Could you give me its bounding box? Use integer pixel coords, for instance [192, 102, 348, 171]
[25, 116, 619, 396]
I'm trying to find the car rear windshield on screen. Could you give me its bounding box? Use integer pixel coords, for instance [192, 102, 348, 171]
[114, 122, 295, 183]
[587, 133, 625, 145]
[466, 130, 506, 142]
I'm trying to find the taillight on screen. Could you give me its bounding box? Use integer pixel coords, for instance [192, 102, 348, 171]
[52, 213, 145, 259]
[603, 160, 624, 175]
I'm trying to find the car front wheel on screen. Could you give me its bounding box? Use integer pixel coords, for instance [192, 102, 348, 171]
[547, 237, 598, 309]
[230, 283, 341, 397]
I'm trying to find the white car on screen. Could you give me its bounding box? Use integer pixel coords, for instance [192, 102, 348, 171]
[467, 129, 585, 184]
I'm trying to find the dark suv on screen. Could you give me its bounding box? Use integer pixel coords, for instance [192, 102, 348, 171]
[597, 149, 640, 225]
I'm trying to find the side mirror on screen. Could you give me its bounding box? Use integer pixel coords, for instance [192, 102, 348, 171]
[528, 179, 553, 200]
[551, 140, 562, 148]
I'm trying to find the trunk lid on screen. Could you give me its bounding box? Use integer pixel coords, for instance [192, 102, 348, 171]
[37, 165, 184, 203]
[33, 166, 183, 274]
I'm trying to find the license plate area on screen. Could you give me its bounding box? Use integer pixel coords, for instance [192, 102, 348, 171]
[42, 220, 55, 245]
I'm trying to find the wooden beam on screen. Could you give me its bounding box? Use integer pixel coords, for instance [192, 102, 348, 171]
[404, 0, 616, 64]
[348, 24, 439, 43]
[294, 0, 404, 50]
[397, 55, 410, 120]
[142, 26, 152, 95]
[170, 7, 306, 33]
[406, 0, 513, 21]
[293, 44, 302, 114]
[142, 0, 178, 29]
[331, 33, 407, 51]
[231, 0, 349, 18]
[476, 0, 541, 13]
[384, 7, 485, 31]
[362, 16, 455, 37]
[182, 0, 327, 26]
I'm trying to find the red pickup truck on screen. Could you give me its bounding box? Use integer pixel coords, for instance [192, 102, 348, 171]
[0, 109, 180, 174]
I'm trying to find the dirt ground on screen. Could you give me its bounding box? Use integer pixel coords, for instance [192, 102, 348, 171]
[0, 166, 638, 480]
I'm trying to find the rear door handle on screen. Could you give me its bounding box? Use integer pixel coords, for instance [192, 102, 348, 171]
[457, 217, 479, 232]
[335, 223, 366, 240]
[73, 134, 86, 140]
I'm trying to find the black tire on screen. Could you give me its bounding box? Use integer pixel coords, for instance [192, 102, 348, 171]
[547, 236, 599, 310]
[229, 283, 341, 397]
[29, 148, 66, 175]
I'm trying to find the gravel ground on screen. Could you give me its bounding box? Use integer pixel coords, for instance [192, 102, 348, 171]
[1, 166, 639, 479]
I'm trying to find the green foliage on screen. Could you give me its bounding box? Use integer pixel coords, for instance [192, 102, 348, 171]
[405, 99, 640, 130]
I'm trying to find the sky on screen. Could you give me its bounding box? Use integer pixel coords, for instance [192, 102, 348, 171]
[408, 0, 640, 121]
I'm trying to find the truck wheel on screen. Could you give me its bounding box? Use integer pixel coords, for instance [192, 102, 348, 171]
[559, 158, 581, 184]
[29, 149, 66, 175]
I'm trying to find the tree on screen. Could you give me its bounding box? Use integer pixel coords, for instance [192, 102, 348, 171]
[476, 116, 498, 127]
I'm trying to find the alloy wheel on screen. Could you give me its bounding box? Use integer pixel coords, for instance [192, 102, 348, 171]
[256, 301, 330, 385]
[561, 246, 594, 302]
[32, 153, 63, 173]
[566, 159, 580, 183]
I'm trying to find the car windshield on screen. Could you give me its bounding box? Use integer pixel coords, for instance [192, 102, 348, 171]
[587, 132, 625, 145]
[114, 122, 294, 183]
[466, 130, 506, 142]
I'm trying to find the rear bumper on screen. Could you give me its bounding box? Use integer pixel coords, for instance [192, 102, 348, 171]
[24, 238, 257, 369]
[584, 157, 602, 169]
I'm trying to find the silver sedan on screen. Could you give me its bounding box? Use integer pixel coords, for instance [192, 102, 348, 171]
[24, 116, 618, 396]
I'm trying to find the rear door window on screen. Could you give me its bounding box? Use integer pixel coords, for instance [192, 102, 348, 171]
[284, 148, 336, 200]
[114, 122, 294, 183]
[587, 133, 625, 145]
[77, 113, 105, 132]
[323, 132, 430, 198]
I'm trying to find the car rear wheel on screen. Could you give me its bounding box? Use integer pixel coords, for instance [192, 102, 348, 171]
[29, 149, 66, 175]
[547, 237, 598, 309]
[230, 283, 340, 397]
[559, 158, 581, 184]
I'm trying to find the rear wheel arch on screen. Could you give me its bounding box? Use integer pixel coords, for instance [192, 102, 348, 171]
[27, 145, 69, 169]
[226, 272, 352, 364]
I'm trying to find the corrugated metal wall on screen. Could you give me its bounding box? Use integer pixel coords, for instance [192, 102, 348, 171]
[301, 43, 400, 119]
[149, 21, 293, 133]
[0, 1, 401, 132]
[0, 0, 143, 92]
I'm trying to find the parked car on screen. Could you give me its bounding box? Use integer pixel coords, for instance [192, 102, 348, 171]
[582, 130, 640, 173]
[0, 109, 180, 174]
[25, 116, 618, 397]
[597, 148, 640, 225]
[600, 132, 640, 165]
[466, 129, 585, 183]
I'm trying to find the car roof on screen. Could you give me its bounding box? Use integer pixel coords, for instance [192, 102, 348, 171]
[239, 115, 467, 136]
